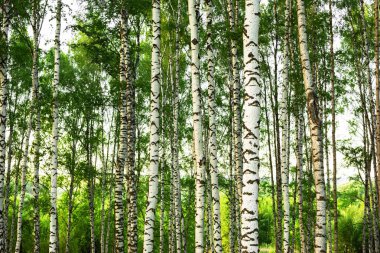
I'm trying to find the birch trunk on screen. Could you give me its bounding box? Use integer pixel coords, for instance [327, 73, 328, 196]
[105, 134, 117, 253]
[228, 54, 235, 253]
[296, 0, 327, 252]
[101, 113, 112, 253]
[64, 167, 74, 253]
[31, 2, 43, 250]
[159, 150, 165, 253]
[87, 120, 96, 253]
[4, 90, 16, 253]
[328, 0, 338, 251]
[14, 104, 33, 253]
[173, 1, 182, 251]
[205, 0, 222, 251]
[375, 0, 380, 217]
[160, 64, 168, 253]
[181, 213, 187, 253]
[241, 0, 261, 252]
[49, 1, 61, 251]
[126, 31, 138, 253]
[280, 0, 291, 252]
[188, 0, 206, 251]
[227, 0, 242, 250]
[114, 7, 128, 252]
[142, 0, 161, 250]
[229, 86, 236, 253]
[296, 111, 306, 253]
[263, 76, 277, 245]
[9, 131, 25, 253]
[33, 78, 41, 253]
[0, 0, 10, 247]
[271, 3, 283, 249]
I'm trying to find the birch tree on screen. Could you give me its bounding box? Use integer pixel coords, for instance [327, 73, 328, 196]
[0, 0, 10, 248]
[188, 0, 206, 251]
[142, 0, 161, 250]
[375, 0, 380, 217]
[296, 111, 306, 253]
[227, 0, 242, 249]
[49, 0, 62, 252]
[329, 0, 338, 251]
[241, 0, 261, 253]
[296, 0, 327, 252]
[114, 6, 128, 252]
[205, 0, 222, 251]
[173, 0, 183, 251]
[280, 0, 291, 251]
[126, 39, 138, 253]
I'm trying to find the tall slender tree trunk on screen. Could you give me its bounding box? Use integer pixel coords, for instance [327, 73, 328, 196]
[296, 0, 327, 252]
[33, 75, 41, 253]
[323, 80, 333, 253]
[64, 162, 75, 253]
[101, 112, 112, 253]
[370, 171, 380, 253]
[271, 2, 283, 252]
[142, 0, 161, 250]
[375, 0, 380, 217]
[229, 82, 236, 253]
[205, 0, 222, 251]
[328, 0, 338, 252]
[4, 90, 16, 253]
[87, 119, 96, 253]
[173, 1, 182, 251]
[105, 132, 117, 253]
[0, 0, 10, 248]
[169, 164, 175, 253]
[263, 76, 277, 246]
[362, 112, 370, 253]
[126, 27, 138, 253]
[296, 110, 306, 253]
[188, 0, 206, 251]
[160, 62, 169, 253]
[280, 1, 291, 251]
[49, 1, 61, 252]
[14, 103, 33, 253]
[31, 2, 43, 251]
[115, 6, 129, 253]
[241, 0, 261, 252]
[159, 142, 165, 253]
[9, 129, 25, 253]
[227, 0, 242, 251]
[0, 0, 10, 249]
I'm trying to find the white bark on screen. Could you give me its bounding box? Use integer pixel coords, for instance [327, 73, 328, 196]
[114, 8, 128, 253]
[125, 23, 138, 251]
[280, 0, 290, 251]
[173, 1, 182, 251]
[49, 0, 61, 252]
[296, 0, 327, 252]
[0, 1, 10, 248]
[188, 0, 206, 251]
[142, 0, 161, 251]
[296, 111, 306, 253]
[241, 0, 261, 253]
[227, 0, 242, 250]
[205, 0, 222, 252]
[14, 110, 33, 253]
